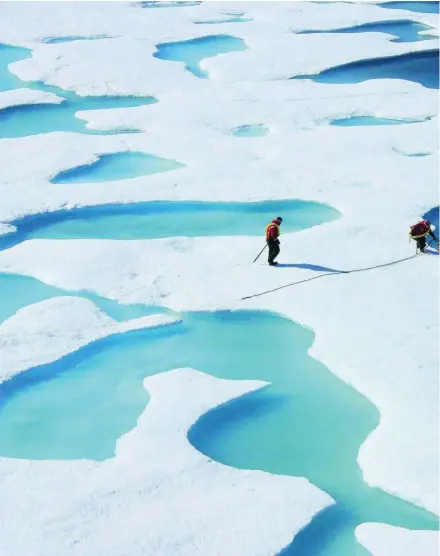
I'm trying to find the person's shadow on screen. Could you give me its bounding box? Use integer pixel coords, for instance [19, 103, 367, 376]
[276, 263, 349, 273]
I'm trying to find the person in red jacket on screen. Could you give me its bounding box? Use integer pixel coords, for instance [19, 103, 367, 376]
[266, 216, 283, 266]
[409, 219, 438, 252]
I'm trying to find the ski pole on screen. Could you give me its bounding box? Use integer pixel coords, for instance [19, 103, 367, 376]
[253, 244, 267, 263]
[427, 237, 439, 250]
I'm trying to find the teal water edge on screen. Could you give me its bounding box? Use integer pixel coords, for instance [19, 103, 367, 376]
[153, 35, 248, 78]
[1, 199, 341, 251]
[292, 50, 439, 89]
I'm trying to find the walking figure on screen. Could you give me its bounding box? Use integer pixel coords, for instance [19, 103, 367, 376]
[409, 219, 439, 253]
[265, 217, 283, 266]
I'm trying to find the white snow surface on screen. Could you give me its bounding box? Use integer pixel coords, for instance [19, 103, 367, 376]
[0, 222, 16, 236]
[356, 523, 440, 556]
[0, 368, 332, 556]
[0, 88, 63, 110]
[0, 296, 180, 382]
[0, 1, 439, 554]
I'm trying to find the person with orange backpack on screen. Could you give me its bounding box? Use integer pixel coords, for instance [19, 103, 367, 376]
[409, 219, 438, 253]
[265, 216, 283, 266]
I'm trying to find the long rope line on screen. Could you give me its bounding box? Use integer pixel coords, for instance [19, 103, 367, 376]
[241, 252, 423, 301]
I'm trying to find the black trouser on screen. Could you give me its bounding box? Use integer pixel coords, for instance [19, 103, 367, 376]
[267, 239, 280, 263]
[417, 231, 438, 252]
[416, 236, 427, 252]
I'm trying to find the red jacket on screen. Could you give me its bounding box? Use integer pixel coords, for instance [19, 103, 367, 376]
[266, 220, 280, 240]
[410, 220, 430, 238]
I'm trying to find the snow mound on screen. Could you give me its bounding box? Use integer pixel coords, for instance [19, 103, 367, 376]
[0, 222, 16, 236]
[356, 523, 439, 556]
[0, 88, 63, 110]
